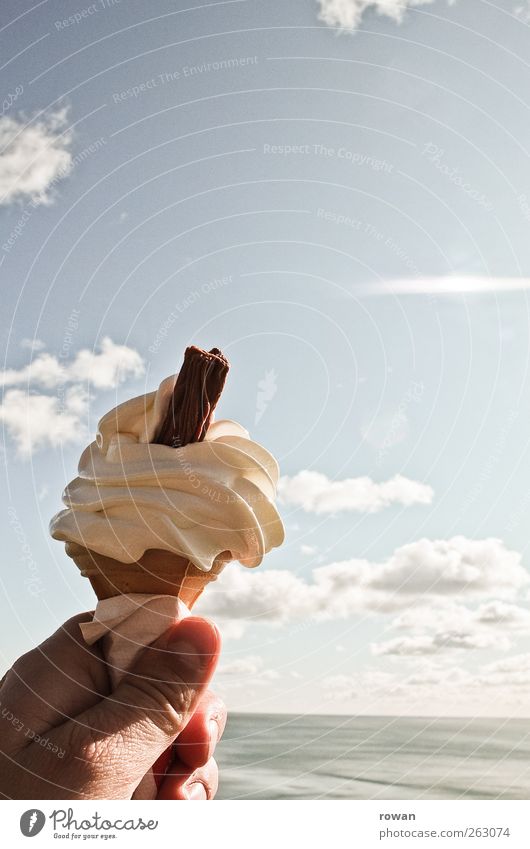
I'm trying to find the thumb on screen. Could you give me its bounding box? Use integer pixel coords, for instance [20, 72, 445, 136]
[47, 617, 220, 799]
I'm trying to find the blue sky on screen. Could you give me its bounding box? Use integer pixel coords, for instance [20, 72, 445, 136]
[2, 0, 530, 716]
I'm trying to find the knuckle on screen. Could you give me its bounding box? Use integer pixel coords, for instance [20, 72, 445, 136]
[123, 673, 193, 736]
[64, 721, 104, 765]
[10, 651, 33, 678]
[62, 717, 118, 777]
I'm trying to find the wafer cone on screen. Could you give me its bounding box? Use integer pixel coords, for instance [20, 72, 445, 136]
[66, 543, 230, 609]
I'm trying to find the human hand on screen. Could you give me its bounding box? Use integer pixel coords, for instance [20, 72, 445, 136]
[0, 613, 225, 799]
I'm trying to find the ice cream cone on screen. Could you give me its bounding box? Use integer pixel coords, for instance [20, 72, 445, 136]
[65, 542, 230, 608]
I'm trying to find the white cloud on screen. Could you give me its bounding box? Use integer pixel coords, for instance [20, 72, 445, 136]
[37, 484, 49, 501]
[479, 653, 530, 688]
[67, 337, 145, 389]
[0, 108, 73, 206]
[325, 669, 399, 702]
[0, 337, 145, 390]
[218, 655, 264, 676]
[215, 654, 280, 689]
[198, 537, 529, 635]
[369, 537, 528, 599]
[278, 470, 433, 514]
[322, 656, 530, 715]
[372, 629, 509, 656]
[260, 668, 280, 681]
[199, 567, 313, 627]
[217, 620, 246, 641]
[0, 338, 145, 457]
[372, 597, 530, 656]
[316, 0, 435, 32]
[404, 666, 469, 689]
[1, 352, 66, 389]
[325, 673, 357, 701]
[475, 600, 530, 630]
[300, 544, 317, 555]
[0, 385, 89, 457]
[20, 338, 46, 352]
[391, 601, 470, 632]
[391, 600, 530, 634]
[514, 3, 530, 23]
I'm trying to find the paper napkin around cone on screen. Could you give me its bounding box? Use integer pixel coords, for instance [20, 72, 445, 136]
[79, 593, 191, 689]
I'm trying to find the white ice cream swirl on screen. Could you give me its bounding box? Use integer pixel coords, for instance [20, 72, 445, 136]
[50, 375, 285, 571]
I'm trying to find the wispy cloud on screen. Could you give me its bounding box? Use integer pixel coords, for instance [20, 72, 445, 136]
[372, 599, 530, 656]
[514, 2, 530, 22]
[372, 630, 510, 656]
[322, 656, 530, 715]
[0, 107, 73, 206]
[278, 469, 433, 514]
[356, 275, 530, 297]
[316, 0, 436, 32]
[218, 655, 265, 676]
[481, 652, 530, 688]
[20, 338, 46, 352]
[392, 599, 530, 633]
[214, 655, 280, 695]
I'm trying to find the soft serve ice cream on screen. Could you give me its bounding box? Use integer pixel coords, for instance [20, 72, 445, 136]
[50, 344, 285, 601]
[50, 373, 285, 573]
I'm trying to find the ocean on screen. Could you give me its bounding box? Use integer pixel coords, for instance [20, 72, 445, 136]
[215, 714, 530, 800]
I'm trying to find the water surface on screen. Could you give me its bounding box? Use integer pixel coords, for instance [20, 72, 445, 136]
[215, 714, 530, 799]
